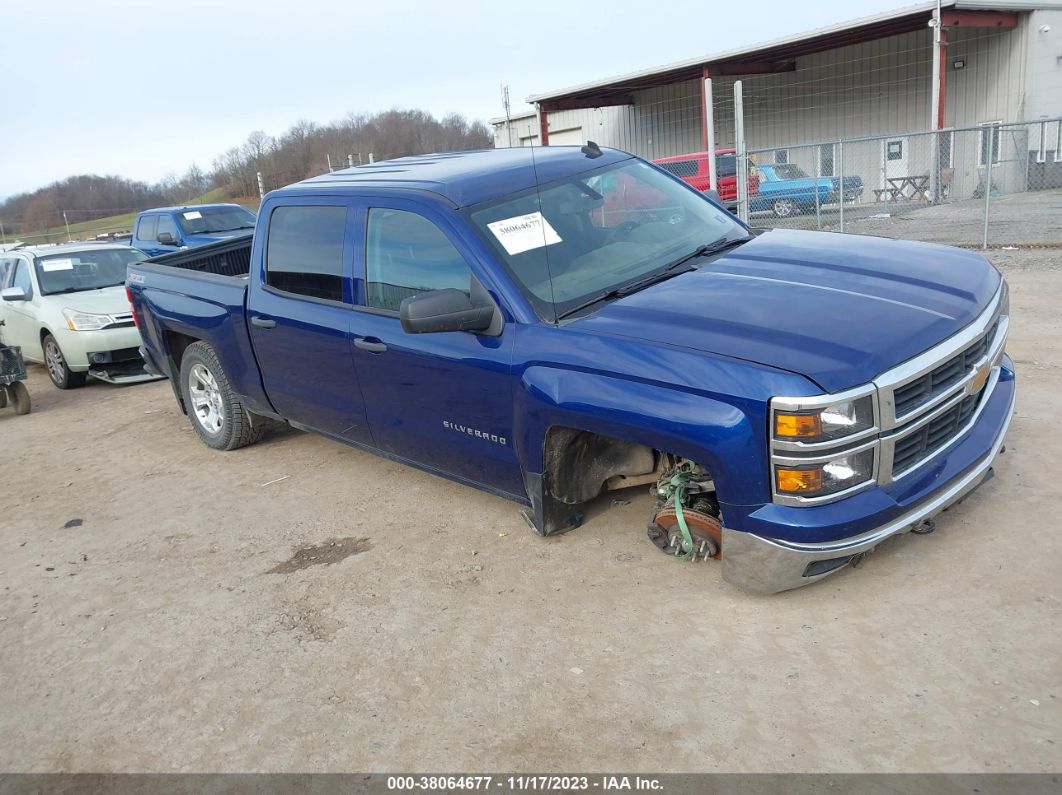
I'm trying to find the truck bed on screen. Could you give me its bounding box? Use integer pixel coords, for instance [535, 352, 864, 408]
[144, 233, 253, 278]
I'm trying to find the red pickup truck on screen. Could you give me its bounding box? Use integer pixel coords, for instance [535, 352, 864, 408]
[653, 149, 759, 209]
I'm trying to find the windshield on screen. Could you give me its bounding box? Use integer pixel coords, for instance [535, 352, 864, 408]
[34, 248, 146, 295]
[177, 206, 257, 235]
[467, 159, 746, 320]
[771, 164, 810, 180]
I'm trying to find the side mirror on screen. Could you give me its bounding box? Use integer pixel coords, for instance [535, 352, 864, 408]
[400, 289, 496, 334]
[1, 286, 28, 302]
[157, 232, 176, 245]
[704, 189, 722, 204]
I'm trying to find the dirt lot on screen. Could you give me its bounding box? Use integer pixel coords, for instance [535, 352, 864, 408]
[756, 188, 1062, 248]
[1, 250, 1060, 774]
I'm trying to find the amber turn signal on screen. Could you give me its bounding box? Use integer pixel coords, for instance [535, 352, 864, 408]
[775, 412, 822, 438]
[776, 467, 824, 494]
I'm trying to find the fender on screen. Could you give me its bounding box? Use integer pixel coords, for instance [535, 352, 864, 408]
[514, 365, 772, 535]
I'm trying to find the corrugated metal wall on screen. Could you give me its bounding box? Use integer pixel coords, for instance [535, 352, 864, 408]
[520, 21, 1032, 163]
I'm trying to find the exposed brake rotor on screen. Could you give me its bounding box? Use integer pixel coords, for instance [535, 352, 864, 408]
[648, 506, 722, 561]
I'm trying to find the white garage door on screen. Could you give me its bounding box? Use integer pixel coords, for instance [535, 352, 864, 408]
[548, 127, 584, 146]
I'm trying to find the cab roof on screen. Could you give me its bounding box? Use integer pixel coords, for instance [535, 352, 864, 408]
[281, 146, 633, 208]
[7, 241, 134, 257]
[138, 203, 246, 214]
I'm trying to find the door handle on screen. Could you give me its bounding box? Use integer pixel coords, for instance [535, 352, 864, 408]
[354, 337, 388, 353]
[250, 316, 276, 329]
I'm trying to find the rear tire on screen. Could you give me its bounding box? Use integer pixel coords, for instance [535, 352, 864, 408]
[179, 341, 263, 451]
[43, 334, 87, 390]
[10, 381, 30, 415]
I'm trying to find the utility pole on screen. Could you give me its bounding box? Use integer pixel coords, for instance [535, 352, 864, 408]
[501, 84, 514, 147]
[63, 211, 72, 241]
[327, 154, 333, 173]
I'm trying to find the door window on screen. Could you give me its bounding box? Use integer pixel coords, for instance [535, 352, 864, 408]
[715, 155, 737, 177]
[12, 261, 32, 295]
[136, 215, 157, 241]
[819, 144, 835, 177]
[365, 209, 472, 312]
[156, 214, 179, 241]
[264, 205, 347, 302]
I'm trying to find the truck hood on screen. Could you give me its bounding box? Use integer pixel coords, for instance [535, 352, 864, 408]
[572, 229, 1001, 393]
[47, 285, 131, 315]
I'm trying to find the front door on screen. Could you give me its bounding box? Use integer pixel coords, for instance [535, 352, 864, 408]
[881, 137, 909, 189]
[349, 202, 523, 498]
[246, 201, 372, 444]
[0, 260, 43, 360]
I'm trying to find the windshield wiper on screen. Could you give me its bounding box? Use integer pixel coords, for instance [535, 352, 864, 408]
[666, 235, 754, 270]
[555, 261, 694, 321]
[554, 236, 753, 321]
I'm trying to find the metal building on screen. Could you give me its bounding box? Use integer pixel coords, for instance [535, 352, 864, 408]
[495, 0, 1062, 203]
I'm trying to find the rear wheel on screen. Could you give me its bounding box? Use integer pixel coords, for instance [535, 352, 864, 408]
[179, 341, 263, 451]
[9, 381, 30, 415]
[43, 334, 87, 390]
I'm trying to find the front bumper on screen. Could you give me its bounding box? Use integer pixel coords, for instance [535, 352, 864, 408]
[722, 361, 1015, 594]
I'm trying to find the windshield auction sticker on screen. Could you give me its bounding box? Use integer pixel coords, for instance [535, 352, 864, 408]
[183, 211, 203, 220]
[487, 212, 561, 256]
[40, 258, 74, 272]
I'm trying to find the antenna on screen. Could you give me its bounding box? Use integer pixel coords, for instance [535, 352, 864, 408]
[501, 84, 513, 148]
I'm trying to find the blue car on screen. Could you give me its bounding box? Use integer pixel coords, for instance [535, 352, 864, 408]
[130, 204, 257, 257]
[752, 164, 863, 218]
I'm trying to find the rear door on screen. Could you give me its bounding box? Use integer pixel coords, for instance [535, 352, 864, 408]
[347, 199, 523, 497]
[246, 199, 372, 443]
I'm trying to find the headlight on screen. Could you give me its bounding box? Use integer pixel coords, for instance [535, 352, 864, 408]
[770, 386, 879, 505]
[773, 394, 875, 443]
[775, 446, 876, 499]
[63, 308, 116, 331]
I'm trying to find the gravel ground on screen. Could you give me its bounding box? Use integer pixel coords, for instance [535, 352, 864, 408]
[0, 250, 1059, 774]
[755, 188, 1062, 248]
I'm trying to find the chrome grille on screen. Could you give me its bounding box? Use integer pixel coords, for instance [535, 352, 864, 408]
[891, 392, 982, 477]
[892, 317, 1000, 419]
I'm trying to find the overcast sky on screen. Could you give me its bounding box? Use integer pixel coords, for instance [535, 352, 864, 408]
[2, 0, 911, 198]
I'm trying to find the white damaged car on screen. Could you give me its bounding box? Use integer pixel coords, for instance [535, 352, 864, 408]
[0, 243, 160, 389]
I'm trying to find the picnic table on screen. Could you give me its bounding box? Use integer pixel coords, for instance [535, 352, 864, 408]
[873, 175, 931, 203]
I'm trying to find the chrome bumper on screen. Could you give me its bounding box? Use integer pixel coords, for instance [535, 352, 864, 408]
[722, 388, 1014, 594]
[88, 370, 165, 385]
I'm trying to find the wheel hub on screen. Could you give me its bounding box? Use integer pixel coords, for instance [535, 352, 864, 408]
[189, 363, 224, 434]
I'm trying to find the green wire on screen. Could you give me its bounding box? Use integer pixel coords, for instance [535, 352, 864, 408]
[669, 472, 694, 561]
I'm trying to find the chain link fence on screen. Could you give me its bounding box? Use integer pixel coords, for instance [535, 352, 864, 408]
[736, 117, 1062, 248]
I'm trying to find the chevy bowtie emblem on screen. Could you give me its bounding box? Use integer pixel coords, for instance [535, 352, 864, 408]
[966, 363, 991, 395]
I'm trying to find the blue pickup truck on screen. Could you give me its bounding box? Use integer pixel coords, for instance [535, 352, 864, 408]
[130, 203, 257, 257]
[126, 146, 1014, 593]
